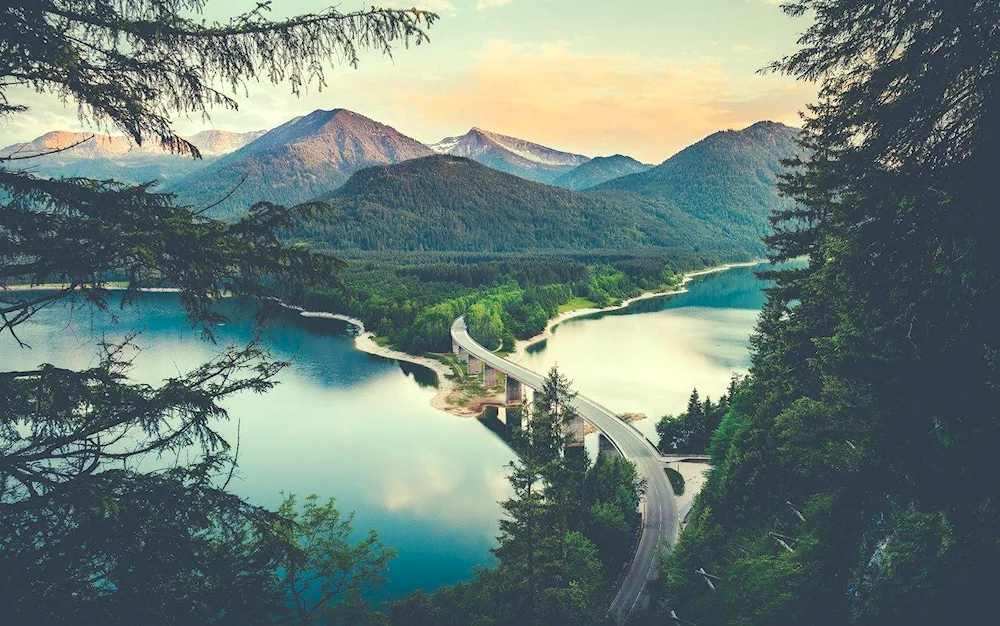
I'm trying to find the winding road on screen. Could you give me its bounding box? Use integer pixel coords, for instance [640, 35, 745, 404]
[451, 317, 678, 622]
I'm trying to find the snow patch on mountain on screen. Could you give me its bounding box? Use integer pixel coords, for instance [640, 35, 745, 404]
[429, 127, 590, 183]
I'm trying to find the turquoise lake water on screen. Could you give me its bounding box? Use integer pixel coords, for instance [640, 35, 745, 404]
[0, 262, 779, 603]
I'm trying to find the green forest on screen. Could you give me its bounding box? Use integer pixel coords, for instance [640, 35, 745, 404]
[289, 152, 785, 257]
[642, 2, 1000, 625]
[300, 252, 688, 352]
[388, 369, 643, 626]
[3, 0, 998, 625]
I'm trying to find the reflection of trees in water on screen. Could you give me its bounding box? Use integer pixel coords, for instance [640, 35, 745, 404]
[526, 338, 548, 354]
[396, 361, 438, 388]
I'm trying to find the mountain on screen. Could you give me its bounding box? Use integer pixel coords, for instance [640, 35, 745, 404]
[167, 109, 433, 217]
[0, 129, 265, 183]
[594, 121, 803, 254]
[552, 154, 652, 190]
[184, 130, 268, 157]
[290, 154, 747, 257]
[430, 128, 589, 184]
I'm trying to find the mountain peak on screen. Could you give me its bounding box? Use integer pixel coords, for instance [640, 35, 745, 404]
[593, 122, 805, 255]
[166, 109, 433, 217]
[429, 127, 589, 183]
[552, 153, 652, 191]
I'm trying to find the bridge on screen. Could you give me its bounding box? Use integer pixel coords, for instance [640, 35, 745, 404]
[451, 317, 679, 622]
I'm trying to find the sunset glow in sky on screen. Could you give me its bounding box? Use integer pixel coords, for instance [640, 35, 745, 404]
[2, 0, 815, 164]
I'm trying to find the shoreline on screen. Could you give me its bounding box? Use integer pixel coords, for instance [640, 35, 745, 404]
[358, 258, 765, 417]
[2, 259, 765, 419]
[507, 259, 766, 364]
[273, 307, 471, 416]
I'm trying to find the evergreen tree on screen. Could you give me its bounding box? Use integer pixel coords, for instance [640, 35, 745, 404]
[0, 1, 435, 621]
[686, 388, 703, 420]
[491, 367, 608, 626]
[654, 2, 1000, 625]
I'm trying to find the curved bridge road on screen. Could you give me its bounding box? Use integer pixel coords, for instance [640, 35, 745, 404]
[451, 317, 678, 622]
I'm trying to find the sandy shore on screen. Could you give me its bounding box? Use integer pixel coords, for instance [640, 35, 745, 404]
[286, 308, 471, 417]
[352, 331, 469, 415]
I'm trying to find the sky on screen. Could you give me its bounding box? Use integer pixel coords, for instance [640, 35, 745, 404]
[1, 0, 815, 164]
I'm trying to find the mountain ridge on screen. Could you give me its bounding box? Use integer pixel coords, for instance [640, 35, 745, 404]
[0, 128, 265, 160]
[553, 154, 652, 190]
[166, 109, 433, 216]
[594, 121, 803, 253]
[291, 154, 747, 257]
[430, 127, 590, 184]
[0, 129, 266, 184]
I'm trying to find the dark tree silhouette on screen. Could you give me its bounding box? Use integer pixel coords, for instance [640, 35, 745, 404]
[0, 1, 435, 622]
[653, 3, 1000, 625]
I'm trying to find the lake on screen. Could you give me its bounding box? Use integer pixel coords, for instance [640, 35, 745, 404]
[0, 262, 777, 604]
[0, 295, 514, 604]
[518, 263, 775, 440]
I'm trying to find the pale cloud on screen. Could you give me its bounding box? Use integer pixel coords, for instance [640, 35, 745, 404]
[382, 40, 813, 163]
[477, 0, 513, 9]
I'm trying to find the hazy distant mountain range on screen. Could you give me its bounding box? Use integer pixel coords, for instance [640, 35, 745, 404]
[1, 109, 802, 257]
[0, 129, 265, 183]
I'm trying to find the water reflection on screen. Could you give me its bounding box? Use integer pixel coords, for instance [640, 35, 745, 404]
[398, 360, 439, 388]
[0, 293, 514, 603]
[518, 264, 788, 440]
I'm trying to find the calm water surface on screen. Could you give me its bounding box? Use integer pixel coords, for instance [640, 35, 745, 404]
[518, 264, 777, 440]
[0, 264, 779, 602]
[0, 295, 514, 604]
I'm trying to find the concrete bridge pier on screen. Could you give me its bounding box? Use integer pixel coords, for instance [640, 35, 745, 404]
[456, 346, 468, 363]
[505, 377, 524, 405]
[468, 354, 484, 375]
[598, 433, 621, 458]
[452, 339, 460, 355]
[566, 412, 586, 448]
[484, 364, 499, 389]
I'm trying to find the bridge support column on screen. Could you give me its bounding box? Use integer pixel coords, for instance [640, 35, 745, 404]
[452, 339, 460, 355]
[567, 412, 586, 448]
[468, 354, 483, 375]
[505, 377, 523, 405]
[457, 346, 468, 363]
[484, 364, 498, 389]
[598, 433, 620, 459]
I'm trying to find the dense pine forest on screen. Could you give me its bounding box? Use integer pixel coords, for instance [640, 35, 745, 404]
[645, 2, 1000, 625]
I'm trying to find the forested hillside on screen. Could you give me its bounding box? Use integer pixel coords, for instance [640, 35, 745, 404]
[595, 121, 803, 256]
[649, 3, 1000, 626]
[552, 154, 651, 190]
[291, 155, 744, 255]
[302, 252, 694, 353]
